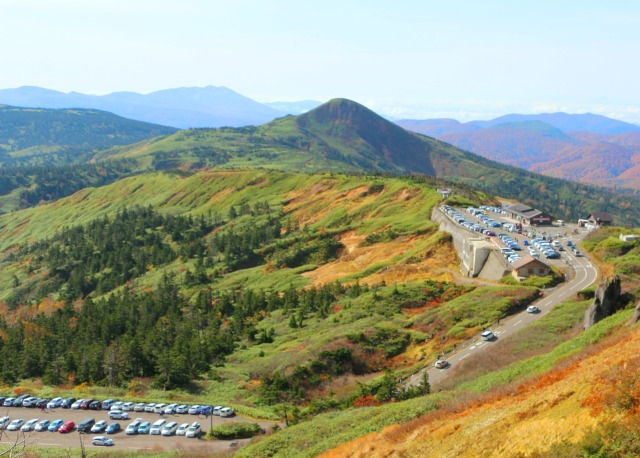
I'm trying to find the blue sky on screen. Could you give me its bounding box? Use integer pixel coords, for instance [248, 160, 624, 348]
[1, 0, 639, 122]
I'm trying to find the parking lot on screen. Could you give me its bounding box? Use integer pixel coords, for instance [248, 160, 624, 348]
[0, 404, 274, 453]
[442, 204, 587, 275]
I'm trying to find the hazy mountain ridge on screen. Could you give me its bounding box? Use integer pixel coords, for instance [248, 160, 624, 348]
[0, 85, 286, 128]
[398, 114, 640, 190]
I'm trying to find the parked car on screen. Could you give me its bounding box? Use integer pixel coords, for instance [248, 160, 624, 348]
[153, 403, 167, 414]
[62, 397, 76, 408]
[122, 402, 135, 411]
[3, 398, 16, 407]
[7, 419, 25, 431]
[125, 419, 142, 435]
[186, 422, 201, 438]
[47, 397, 64, 409]
[35, 398, 49, 409]
[106, 422, 121, 434]
[108, 410, 129, 420]
[434, 360, 449, 369]
[150, 419, 166, 435]
[71, 399, 84, 409]
[35, 419, 51, 432]
[92, 436, 114, 446]
[161, 421, 178, 436]
[188, 405, 201, 415]
[76, 418, 95, 433]
[59, 421, 76, 433]
[137, 421, 151, 434]
[110, 401, 124, 411]
[219, 407, 235, 417]
[91, 420, 108, 433]
[101, 399, 115, 410]
[527, 305, 540, 313]
[89, 401, 102, 410]
[176, 422, 190, 436]
[481, 330, 495, 341]
[175, 404, 189, 414]
[48, 419, 65, 431]
[80, 399, 94, 409]
[212, 406, 223, 416]
[164, 403, 178, 414]
[21, 418, 39, 432]
[133, 402, 146, 412]
[21, 396, 39, 407]
[0, 416, 10, 430]
[144, 403, 156, 413]
[13, 394, 31, 407]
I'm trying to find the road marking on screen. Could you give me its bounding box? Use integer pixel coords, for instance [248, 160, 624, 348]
[513, 320, 523, 327]
[460, 354, 470, 360]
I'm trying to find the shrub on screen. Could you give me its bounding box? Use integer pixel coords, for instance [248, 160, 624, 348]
[208, 421, 262, 440]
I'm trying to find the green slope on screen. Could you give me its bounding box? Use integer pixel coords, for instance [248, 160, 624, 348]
[99, 98, 640, 226]
[0, 104, 177, 165]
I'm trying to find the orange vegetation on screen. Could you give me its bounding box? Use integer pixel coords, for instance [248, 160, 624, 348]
[320, 328, 640, 458]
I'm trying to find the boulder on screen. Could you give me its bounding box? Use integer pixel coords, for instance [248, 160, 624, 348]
[584, 275, 622, 329]
[631, 301, 640, 326]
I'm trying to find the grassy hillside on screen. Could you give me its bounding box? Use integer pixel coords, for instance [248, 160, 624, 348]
[0, 104, 176, 165]
[97, 99, 640, 226]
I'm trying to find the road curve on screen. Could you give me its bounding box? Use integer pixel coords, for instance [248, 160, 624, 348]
[406, 237, 599, 389]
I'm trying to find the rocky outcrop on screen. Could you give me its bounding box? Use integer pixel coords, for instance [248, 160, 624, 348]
[631, 301, 640, 326]
[584, 275, 622, 329]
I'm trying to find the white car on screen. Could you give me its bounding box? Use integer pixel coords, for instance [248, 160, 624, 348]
[153, 403, 167, 413]
[434, 360, 449, 369]
[133, 402, 146, 412]
[188, 405, 201, 415]
[212, 406, 223, 416]
[122, 402, 135, 411]
[186, 422, 201, 438]
[21, 419, 39, 432]
[21, 397, 38, 407]
[108, 410, 129, 420]
[34, 420, 50, 432]
[47, 397, 64, 409]
[527, 305, 540, 313]
[481, 330, 495, 341]
[150, 419, 166, 435]
[109, 401, 123, 411]
[164, 403, 178, 414]
[125, 418, 142, 435]
[219, 407, 234, 417]
[71, 399, 84, 409]
[176, 422, 190, 436]
[7, 419, 25, 431]
[0, 416, 10, 430]
[161, 421, 178, 436]
[91, 420, 108, 433]
[144, 403, 156, 413]
[92, 436, 114, 446]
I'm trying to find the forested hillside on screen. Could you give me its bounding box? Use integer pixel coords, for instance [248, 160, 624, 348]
[0, 104, 176, 165]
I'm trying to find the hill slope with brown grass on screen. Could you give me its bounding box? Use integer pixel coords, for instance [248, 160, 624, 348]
[321, 322, 640, 458]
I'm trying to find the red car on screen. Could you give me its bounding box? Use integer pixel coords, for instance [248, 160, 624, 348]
[58, 421, 75, 433]
[80, 398, 94, 409]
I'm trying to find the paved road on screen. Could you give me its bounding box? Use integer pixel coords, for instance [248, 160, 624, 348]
[407, 211, 599, 388]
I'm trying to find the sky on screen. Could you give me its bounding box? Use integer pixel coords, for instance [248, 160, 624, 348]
[1, 0, 640, 122]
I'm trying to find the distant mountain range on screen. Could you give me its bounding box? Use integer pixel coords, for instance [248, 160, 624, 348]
[0, 85, 286, 129]
[397, 114, 640, 191]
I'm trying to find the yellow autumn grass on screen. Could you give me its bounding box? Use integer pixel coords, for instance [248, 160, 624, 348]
[320, 328, 640, 458]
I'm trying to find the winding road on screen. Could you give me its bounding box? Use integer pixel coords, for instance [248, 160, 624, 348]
[406, 216, 599, 389]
